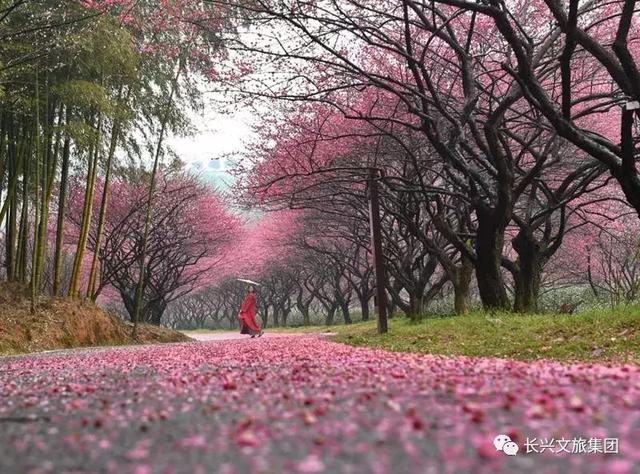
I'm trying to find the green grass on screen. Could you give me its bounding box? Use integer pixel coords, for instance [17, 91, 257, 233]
[265, 325, 334, 333]
[327, 306, 640, 363]
[177, 307, 639, 363]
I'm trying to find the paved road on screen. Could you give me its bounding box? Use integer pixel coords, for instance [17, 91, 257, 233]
[182, 332, 336, 342]
[1, 336, 638, 473]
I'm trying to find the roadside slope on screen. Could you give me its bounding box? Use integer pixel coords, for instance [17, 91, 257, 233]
[0, 283, 190, 355]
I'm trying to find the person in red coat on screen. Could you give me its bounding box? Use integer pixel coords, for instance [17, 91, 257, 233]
[238, 285, 263, 338]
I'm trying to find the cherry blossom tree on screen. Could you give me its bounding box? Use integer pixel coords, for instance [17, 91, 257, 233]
[428, 0, 640, 215]
[67, 171, 240, 325]
[215, 1, 620, 310]
[216, 0, 620, 313]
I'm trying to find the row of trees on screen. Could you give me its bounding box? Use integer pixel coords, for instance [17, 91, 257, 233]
[165, 203, 640, 330]
[68, 172, 239, 324]
[198, 0, 640, 318]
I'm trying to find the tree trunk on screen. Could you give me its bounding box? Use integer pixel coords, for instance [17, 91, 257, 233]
[453, 255, 473, 314]
[387, 279, 402, 317]
[359, 294, 370, 321]
[324, 306, 336, 326]
[16, 140, 31, 285]
[512, 231, 542, 313]
[5, 201, 16, 280]
[149, 300, 167, 326]
[387, 297, 396, 318]
[296, 288, 312, 325]
[407, 290, 424, 321]
[340, 301, 352, 324]
[31, 74, 42, 312]
[69, 115, 101, 298]
[53, 111, 71, 296]
[0, 112, 5, 195]
[387, 281, 409, 316]
[475, 209, 510, 310]
[120, 290, 135, 321]
[33, 87, 56, 294]
[87, 106, 122, 300]
[613, 106, 640, 218]
[298, 304, 310, 325]
[4, 120, 21, 281]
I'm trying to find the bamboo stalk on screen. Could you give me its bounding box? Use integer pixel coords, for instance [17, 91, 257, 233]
[53, 108, 71, 296]
[34, 76, 51, 293]
[69, 113, 102, 299]
[30, 66, 41, 313]
[132, 64, 182, 337]
[16, 136, 31, 285]
[87, 90, 124, 300]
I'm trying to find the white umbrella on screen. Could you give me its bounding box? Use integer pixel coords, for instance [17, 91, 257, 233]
[237, 278, 261, 286]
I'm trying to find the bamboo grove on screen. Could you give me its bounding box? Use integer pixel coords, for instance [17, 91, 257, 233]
[0, 1, 224, 328]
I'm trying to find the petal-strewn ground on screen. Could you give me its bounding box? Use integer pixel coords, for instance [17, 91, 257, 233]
[1, 336, 639, 473]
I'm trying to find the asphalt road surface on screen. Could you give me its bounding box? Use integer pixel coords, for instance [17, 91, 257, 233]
[1, 334, 638, 473]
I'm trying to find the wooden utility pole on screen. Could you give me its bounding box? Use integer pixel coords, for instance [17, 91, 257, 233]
[368, 168, 388, 334]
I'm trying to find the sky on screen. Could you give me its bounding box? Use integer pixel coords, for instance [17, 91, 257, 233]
[166, 100, 255, 190]
[166, 97, 264, 222]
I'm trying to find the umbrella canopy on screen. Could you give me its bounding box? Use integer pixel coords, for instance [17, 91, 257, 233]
[237, 278, 261, 286]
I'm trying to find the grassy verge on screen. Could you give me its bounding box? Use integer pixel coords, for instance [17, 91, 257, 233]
[326, 306, 640, 363]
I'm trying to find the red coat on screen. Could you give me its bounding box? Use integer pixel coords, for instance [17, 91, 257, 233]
[239, 293, 261, 333]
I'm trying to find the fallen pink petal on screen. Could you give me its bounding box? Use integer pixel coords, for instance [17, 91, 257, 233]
[1, 336, 638, 472]
[1, 0, 640, 472]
